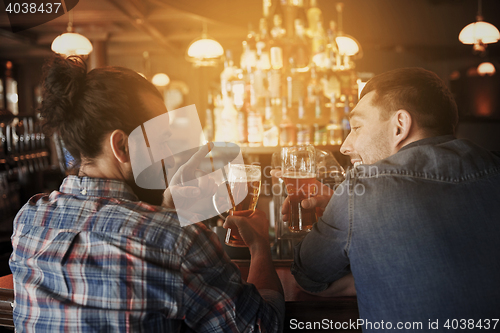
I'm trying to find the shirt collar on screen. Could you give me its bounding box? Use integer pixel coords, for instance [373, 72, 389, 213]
[399, 135, 456, 152]
[60, 176, 139, 201]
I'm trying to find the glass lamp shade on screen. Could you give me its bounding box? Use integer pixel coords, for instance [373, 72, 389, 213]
[459, 21, 500, 45]
[152, 73, 171, 87]
[477, 62, 496, 76]
[335, 35, 360, 56]
[187, 38, 224, 59]
[51, 32, 93, 56]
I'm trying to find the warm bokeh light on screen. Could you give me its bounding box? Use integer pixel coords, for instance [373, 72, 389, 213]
[51, 33, 93, 56]
[152, 73, 171, 87]
[187, 38, 224, 59]
[335, 36, 360, 56]
[459, 21, 500, 45]
[477, 62, 496, 76]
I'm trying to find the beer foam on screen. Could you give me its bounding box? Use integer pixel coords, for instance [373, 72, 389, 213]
[228, 165, 261, 182]
[282, 171, 316, 179]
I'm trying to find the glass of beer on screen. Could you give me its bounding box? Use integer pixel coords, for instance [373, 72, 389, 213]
[224, 164, 262, 247]
[316, 149, 345, 191]
[282, 145, 317, 232]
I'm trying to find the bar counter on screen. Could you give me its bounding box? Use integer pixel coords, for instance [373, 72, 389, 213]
[234, 260, 361, 333]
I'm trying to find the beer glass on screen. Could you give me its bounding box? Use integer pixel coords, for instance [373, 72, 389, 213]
[282, 145, 317, 232]
[224, 164, 262, 247]
[316, 149, 345, 191]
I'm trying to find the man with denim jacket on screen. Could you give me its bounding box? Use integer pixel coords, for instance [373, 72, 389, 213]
[288, 68, 500, 331]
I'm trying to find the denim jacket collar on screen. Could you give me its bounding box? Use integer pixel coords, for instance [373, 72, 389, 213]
[399, 135, 456, 152]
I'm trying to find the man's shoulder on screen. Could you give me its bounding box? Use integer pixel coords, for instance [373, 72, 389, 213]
[356, 137, 500, 183]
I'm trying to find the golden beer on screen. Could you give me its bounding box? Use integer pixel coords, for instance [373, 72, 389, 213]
[283, 171, 317, 232]
[225, 165, 262, 247]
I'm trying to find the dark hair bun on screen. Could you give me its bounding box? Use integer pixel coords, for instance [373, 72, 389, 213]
[40, 56, 87, 129]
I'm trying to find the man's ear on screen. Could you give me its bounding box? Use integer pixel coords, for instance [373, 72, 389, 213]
[392, 110, 412, 148]
[109, 130, 130, 163]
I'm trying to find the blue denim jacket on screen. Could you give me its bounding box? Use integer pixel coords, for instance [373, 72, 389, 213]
[292, 136, 500, 331]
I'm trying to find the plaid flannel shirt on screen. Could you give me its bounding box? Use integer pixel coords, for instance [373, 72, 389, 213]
[10, 176, 282, 332]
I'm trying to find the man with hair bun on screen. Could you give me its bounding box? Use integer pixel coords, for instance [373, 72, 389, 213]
[288, 68, 500, 331]
[10, 56, 284, 332]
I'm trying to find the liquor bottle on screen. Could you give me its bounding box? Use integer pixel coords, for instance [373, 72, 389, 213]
[327, 94, 343, 145]
[0, 122, 6, 159]
[286, 57, 304, 110]
[263, 97, 279, 147]
[313, 97, 327, 146]
[257, 18, 270, 57]
[311, 21, 327, 69]
[212, 95, 223, 140]
[220, 50, 236, 98]
[246, 24, 258, 72]
[215, 95, 239, 143]
[306, 0, 322, 38]
[279, 97, 296, 146]
[296, 97, 311, 145]
[246, 23, 258, 51]
[270, 14, 286, 41]
[254, 18, 271, 103]
[306, 63, 322, 107]
[246, 80, 263, 146]
[292, 19, 309, 69]
[0, 164, 8, 220]
[268, 68, 282, 100]
[262, 0, 272, 18]
[342, 96, 351, 141]
[202, 92, 215, 143]
[237, 103, 248, 145]
[327, 20, 340, 70]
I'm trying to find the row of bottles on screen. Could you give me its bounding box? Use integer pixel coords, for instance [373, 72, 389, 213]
[239, 0, 355, 74]
[204, 0, 360, 147]
[1, 115, 50, 221]
[1, 116, 49, 169]
[207, 89, 354, 147]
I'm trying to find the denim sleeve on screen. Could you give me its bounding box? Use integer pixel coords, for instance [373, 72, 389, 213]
[291, 181, 351, 293]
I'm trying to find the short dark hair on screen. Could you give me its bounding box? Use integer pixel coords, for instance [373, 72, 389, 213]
[360, 67, 458, 136]
[40, 56, 162, 164]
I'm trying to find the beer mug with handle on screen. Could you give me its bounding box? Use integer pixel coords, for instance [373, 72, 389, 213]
[282, 145, 317, 232]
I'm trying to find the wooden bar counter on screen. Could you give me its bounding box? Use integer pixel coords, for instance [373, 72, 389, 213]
[234, 260, 361, 333]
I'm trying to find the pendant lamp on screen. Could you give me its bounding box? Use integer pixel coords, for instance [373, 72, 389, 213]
[51, 10, 93, 57]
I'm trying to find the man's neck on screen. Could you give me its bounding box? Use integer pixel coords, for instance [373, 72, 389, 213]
[78, 159, 125, 181]
[396, 128, 428, 152]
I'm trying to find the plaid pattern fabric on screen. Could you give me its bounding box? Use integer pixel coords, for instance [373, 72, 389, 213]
[10, 176, 280, 332]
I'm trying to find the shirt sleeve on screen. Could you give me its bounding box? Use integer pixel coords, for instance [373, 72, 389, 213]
[259, 289, 285, 333]
[291, 179, 352, 293]
[180, 224, 282, 333]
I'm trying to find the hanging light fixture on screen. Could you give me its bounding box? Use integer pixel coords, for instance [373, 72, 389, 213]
[459, 0, 499, 53]
[51, 10, 93, 57]
[186, 23, 224, 67]
[477, 62, 496, 76]
[335, 3, 362, 59]
[336, 36, 361, 56]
